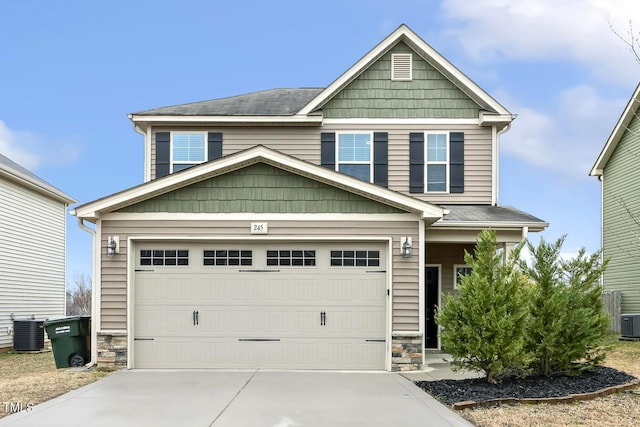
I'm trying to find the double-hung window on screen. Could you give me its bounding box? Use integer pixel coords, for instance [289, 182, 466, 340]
[172, 132, 206, 172]
[337, 132, 373, 182]
[425, 133, 448, 192]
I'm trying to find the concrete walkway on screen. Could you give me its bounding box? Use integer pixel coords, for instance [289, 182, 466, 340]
[0, 369, 473, 427]
[402, 353, 484, 382]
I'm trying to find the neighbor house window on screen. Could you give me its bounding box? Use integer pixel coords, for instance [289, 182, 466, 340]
[337, 132, 373, 182]
[172, 132, 206, 172]
[454, 264, 472, 289]
[425, 133, 448, 192]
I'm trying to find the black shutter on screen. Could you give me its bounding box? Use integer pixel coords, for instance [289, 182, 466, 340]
[320, 132, 336, 170]
[409, 133, 424, 193]
[208, 132, 223, 161]
[156, 132, 170, 178]
[449, 132, 464, 193]
[373, 132, 388, 187]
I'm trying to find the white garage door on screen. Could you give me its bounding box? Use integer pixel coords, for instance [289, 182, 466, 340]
[133, 242, 387, 369]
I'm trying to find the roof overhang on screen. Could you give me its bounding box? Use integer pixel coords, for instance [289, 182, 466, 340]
[0, 164, 76, 204]
[298, 24, 513, 120]
[590, 82, 640, 176]
[430, 220, 548, 233]
[128, 114, 324, 127]
[72, 145, 443, 222]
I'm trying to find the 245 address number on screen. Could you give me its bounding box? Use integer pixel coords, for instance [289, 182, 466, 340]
[250, 222, 268, 234]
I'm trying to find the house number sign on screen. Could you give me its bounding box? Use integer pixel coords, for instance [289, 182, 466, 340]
[251, 222, 268, 234]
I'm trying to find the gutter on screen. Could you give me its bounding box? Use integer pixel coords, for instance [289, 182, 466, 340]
[75, 218, 97, 368]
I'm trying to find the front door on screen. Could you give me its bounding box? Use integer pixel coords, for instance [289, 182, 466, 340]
[425, 267, 439, 348]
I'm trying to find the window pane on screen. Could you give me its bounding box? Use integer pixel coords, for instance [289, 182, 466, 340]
[427, 164, 446, 192]
[339, 164, 370, 181]
[173, 133, 205, 162]
[338, 133, 371, 161]
[427, 134, 447, 162]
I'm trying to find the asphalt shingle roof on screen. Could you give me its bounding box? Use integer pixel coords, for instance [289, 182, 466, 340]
[0, 152, 75, 203]
[440, 205, 547, 224]
[133, 88, 324, 116]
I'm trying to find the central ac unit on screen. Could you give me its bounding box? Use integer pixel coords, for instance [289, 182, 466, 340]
[621, 314, 640, 338]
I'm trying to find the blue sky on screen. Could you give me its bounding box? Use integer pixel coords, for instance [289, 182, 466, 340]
[1, 0, 639, 284]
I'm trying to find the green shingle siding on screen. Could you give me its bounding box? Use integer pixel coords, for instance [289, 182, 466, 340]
[323, 42, 481, 119]
[603, 112, 640, 313]
[117, 163, 406, 214]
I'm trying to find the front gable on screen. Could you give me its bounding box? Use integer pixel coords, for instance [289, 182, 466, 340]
[322, 42, 481, 119]
[116, 163, 407, 214]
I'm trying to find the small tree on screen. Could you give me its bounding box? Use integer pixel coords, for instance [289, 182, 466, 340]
[435, 229, 532, 383]
[520, 237, 609, 376]
[66, 273, 92, 315]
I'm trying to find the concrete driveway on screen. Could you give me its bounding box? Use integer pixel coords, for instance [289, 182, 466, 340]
[0, 370, 472, 427]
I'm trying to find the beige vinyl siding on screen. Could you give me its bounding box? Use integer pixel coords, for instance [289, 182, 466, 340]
[149, 124, 493, 204]
[426, 243, 475, 295]
[602, 112, 640, 314]
[0, 178, 67, 348]
[99, 218, 420, 332]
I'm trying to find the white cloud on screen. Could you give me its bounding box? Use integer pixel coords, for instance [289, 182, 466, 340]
[0, 119, 80, 171]
[0, 120, 41, 169]
[500, 85, 626, 177]
[441, 0, 640, 85]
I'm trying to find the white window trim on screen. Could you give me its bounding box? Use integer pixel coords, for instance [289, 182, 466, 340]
[424, 132, 449, 193]
[336, 131, 374, 183]
[453, 264, 472, 290]
[170, 131, 208, 173]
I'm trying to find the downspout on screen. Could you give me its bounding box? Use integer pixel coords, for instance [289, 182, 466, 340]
[132, 123, 150, 182]
[76, 218, 97, 368]
[495, 122, 512, 205]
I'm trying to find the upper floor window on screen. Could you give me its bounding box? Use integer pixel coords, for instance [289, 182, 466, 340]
[337, 132, 373, 182]
[426, 133, 448, 192]
[172, 132, 206, 172]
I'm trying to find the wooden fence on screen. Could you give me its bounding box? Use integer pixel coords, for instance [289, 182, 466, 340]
[602, 290, 622, 333]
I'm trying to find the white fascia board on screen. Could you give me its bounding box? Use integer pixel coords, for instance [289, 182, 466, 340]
[73, 145, 443, 221]
[430, 220, 549, 232]
[128, 114, 323, 126]
[322, 118, 479, 125]
[0, 166, 76, 204]
[590, 83, 640, 176]
[299, 24, 512, 116]
[479, 111, 515, 126]
[102, 212, 419, 221]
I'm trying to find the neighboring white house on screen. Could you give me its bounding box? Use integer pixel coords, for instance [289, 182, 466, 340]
[0, 153, 76, 349]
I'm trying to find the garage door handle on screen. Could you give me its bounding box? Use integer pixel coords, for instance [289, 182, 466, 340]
[193, 310, 199, 326]
[320, 311, 326, 326]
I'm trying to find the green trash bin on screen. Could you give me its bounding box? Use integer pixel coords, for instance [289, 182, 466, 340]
[44, 316, 91, 368]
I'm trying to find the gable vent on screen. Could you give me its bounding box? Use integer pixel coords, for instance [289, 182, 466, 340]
[391, 53, 412, 81]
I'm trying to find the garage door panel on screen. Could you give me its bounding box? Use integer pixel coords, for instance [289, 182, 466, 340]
[133, 243, 387, 369]
[134, 337, 385, 369]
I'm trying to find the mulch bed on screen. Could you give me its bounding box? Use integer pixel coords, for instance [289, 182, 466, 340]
[416, 367, 638, 408]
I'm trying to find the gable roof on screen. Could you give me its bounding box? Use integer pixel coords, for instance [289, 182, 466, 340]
[0, 153, 76, 204]
[129, 24, 513, 127]
[298, 24, 513, 123]
[590, 82, 640, 176]
[72, 145, 444, 222]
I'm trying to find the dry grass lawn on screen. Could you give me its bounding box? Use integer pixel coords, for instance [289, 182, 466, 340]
[460, 336, 640, 427]
[0, 351, 109, 419]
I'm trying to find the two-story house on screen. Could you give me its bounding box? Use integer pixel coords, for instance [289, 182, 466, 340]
[72, 25, 547, 371]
